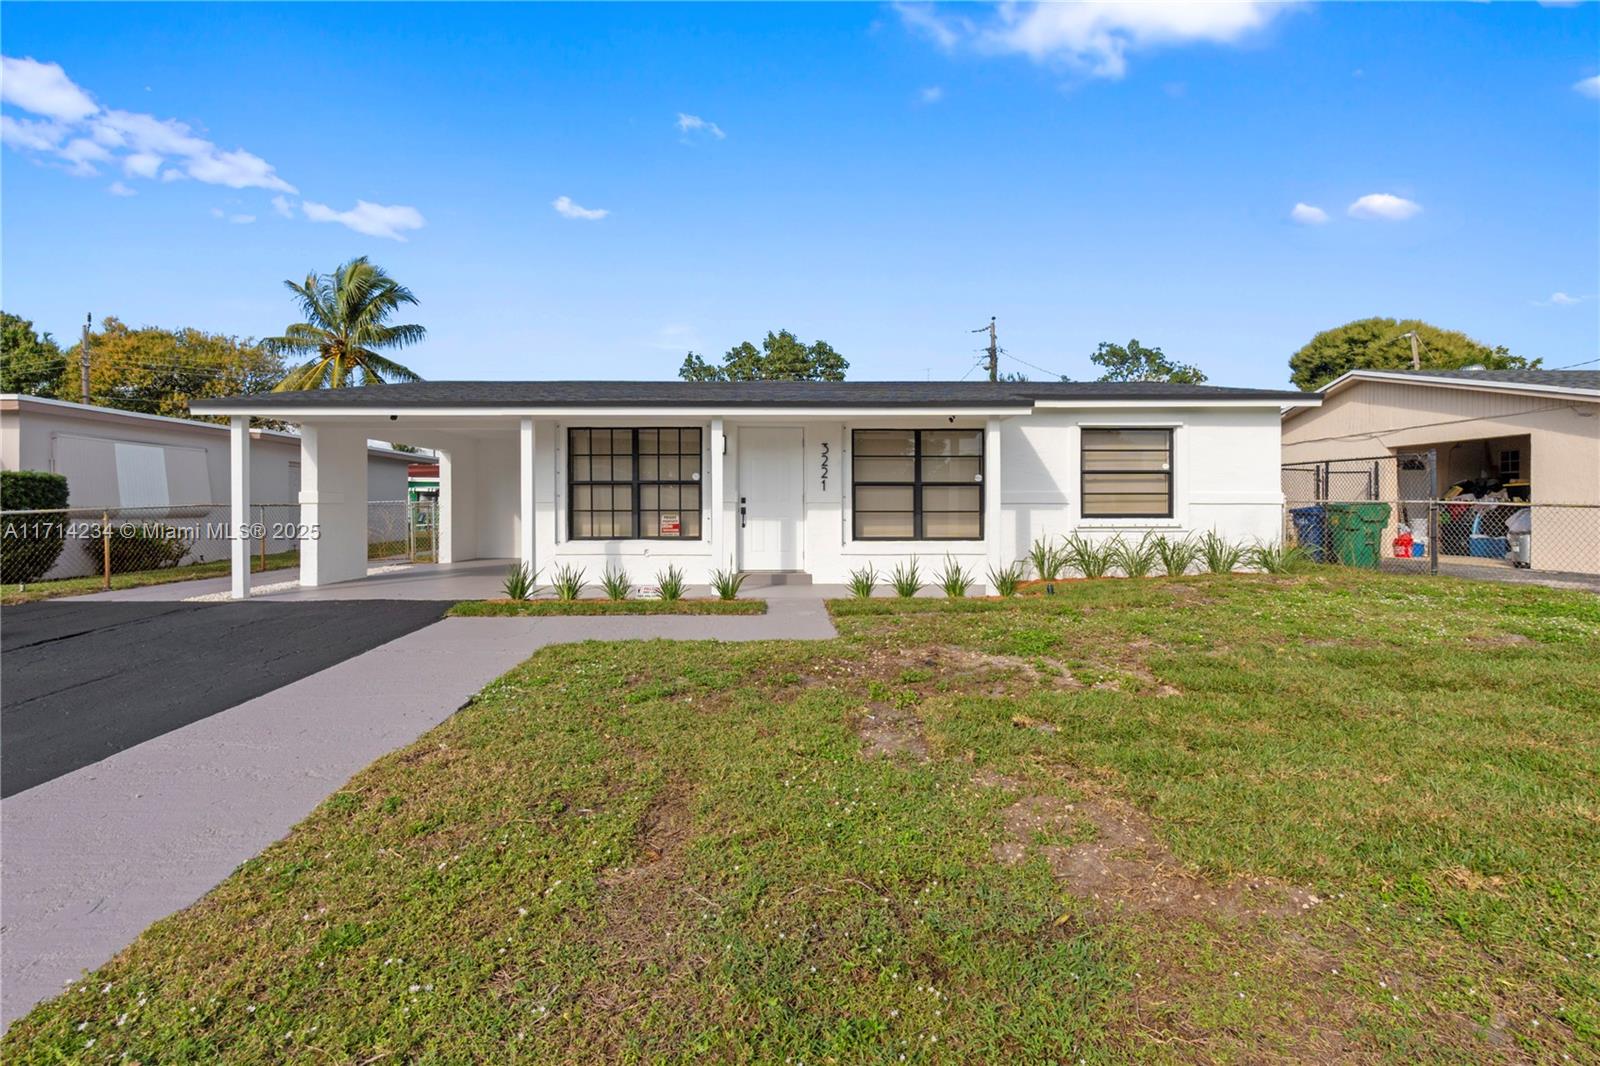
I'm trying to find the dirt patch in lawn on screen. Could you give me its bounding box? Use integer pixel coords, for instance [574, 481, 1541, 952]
[980, 770, 1319, 922]
[856, 701, 929, 762]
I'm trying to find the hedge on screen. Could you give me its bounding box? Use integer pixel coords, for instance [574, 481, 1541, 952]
[2, 470, 70, 584]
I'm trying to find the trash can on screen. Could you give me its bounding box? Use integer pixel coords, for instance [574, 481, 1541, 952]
[1325, 502, 1391, 569]
[1288, 505, 1327, 562]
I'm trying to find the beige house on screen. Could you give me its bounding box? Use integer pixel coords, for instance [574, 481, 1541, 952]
[1281, 368, 1600, 574]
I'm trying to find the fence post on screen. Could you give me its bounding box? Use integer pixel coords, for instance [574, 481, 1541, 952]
[408, 500, 416, 562]
[101, 510, 112, 589]
[257, 505, 267, 572]
[1428, 500, 1440, 576]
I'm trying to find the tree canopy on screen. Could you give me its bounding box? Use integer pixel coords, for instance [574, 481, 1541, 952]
[66, 317, 284, 421]
[1288, 317, 1539, 391]
[679, 330, 847, 382]
[1090, 339, 1207, 384]
[1, 312, 68, 397]
[268, 257, 426, 390]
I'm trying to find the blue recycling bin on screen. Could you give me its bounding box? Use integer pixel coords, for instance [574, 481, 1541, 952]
[1289, 505, 1327, 562]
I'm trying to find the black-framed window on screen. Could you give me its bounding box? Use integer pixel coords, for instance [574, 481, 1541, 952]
[1081, 428, 1173, 518]
[568, 427, 703, 539]
[852, 429, 983, 540]
[1499, 449, 1522, 480]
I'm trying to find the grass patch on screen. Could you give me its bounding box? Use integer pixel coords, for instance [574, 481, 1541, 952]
[448, 598, 767, 617]
[0, 550, 300, 605]
[7, 569, 1597, 1063]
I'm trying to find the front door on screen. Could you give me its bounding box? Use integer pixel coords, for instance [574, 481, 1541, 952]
[738, 427, 805, 571]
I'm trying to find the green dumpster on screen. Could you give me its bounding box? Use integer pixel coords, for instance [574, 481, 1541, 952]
[1324, 502, 1391, 568]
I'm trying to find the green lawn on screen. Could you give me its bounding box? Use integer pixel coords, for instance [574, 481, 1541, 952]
[448, 598, 767, 616]
[6, 571, 1597, 1063]
[0, 550, 300, 605]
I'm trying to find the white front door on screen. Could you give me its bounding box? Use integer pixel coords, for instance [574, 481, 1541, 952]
[738, 427, 805, 571]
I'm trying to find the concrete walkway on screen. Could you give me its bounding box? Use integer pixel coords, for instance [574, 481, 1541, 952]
[0, 597, 835, 1028]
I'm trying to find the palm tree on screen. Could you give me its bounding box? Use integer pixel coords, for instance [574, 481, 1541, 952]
[267, 257, 426, 390]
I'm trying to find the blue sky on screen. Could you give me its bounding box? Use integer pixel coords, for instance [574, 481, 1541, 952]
[3, 2, 1597, 388]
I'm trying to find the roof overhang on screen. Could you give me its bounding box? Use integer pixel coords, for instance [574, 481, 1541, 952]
[1293, 369, 1600, 416]
[187, 403, 1032, 420]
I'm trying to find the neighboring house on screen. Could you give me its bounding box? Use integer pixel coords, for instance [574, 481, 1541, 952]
[0, 394, 415, 575]
[191, 380, 1317, 596]
[1280, 368, 1600, 573]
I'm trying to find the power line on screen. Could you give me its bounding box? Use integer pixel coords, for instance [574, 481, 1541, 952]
[1547, 357, 1598, 370]
[1004, 352, 1070, 381]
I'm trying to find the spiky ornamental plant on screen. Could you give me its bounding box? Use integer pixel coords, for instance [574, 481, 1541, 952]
[1027, 535, 1066, 581]
[986, 561, 1025, 597]
[847, 564, 879, 599]
[551, 564, 588, 601]
[600, 565, 633, 601]
[890, 558, 924, 598]
[709, 567, 746, 600]
[1153, 534, 1203, 577]
[502, 562, 536, 601]
[655, 565, 688, 601]
[267, 257, 426, 390]
[937, 555, 975, 598]
[1200, 531, 1246, 574]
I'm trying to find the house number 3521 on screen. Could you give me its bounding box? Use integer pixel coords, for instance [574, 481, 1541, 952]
[819, 442, 830, 491]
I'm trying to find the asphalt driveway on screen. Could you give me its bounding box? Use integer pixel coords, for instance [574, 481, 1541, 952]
[1, 600, 452, 797]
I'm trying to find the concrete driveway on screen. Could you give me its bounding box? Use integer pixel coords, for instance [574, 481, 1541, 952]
[0, 594, 835, 1028]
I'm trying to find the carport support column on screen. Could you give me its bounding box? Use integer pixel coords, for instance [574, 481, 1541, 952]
[229, 416, 251, 600]
[985, 416, 1004, 582]
[518, 417, 536, 576]
[709, 417, 727, 568]
[300, 424, 369, 587]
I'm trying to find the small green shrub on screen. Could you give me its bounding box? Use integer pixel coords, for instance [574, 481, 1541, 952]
[1062, 533, 1112, 579]
[655, 564, 687, 602]
[709, 567, 745, 600]
[600, 565, 633, 601]
[846, 564, 879, 599]
[85, 524, 192, 574]
[890, 558, 924, 598]
[502, 561, 537, 600]
[1027, 535, 1065, 581]
[551, 564, 588, 601]
[1200, 531, 1246, 574]
[1, 470, 69, 584]
[1245, 540, 1312, 574]
[987, 560, 1025, 597]
[937, 555, 974, 598]
[1107, 532, 1159, 578]
[1153, 534, 1202, 577]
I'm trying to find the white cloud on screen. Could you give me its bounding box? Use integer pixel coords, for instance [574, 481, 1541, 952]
[229, 213, 255, 224]
[301, 199, 426, 241]
[1347, 193, 1421, 221]
[1, 56, 98, 121]
[1290, 202, 1328, 225]
[107, 180, 136, 197]
[271, 194, 295, 218]
[122, 151, 162, 178]
[1575, 75, 1600, 99]
[919, 85, 945, 104]
[1535, 291, 1590, 307]
[676, 113, 726, 140]
[1, 57, 298, 193]
[0, 114, 65, 150]
[552, 195, 608, 221]
[895, 1, 1291, 79]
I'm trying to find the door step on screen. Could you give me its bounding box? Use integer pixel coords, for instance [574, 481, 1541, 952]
[740, 571, 813, 588]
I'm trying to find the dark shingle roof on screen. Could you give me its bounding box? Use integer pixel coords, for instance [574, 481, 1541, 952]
[196, 379, 1314, 411]
[1374, 368, 1599, 391]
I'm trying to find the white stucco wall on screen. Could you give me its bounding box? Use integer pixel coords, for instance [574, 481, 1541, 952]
[429, 405, 1286, 590]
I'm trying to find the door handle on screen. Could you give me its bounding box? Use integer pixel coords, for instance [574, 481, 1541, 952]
[739, 496, 747, 529]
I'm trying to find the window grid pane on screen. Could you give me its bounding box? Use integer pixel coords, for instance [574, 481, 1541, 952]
[1080, 428, 1173, 518]
[568, 427, 704, 540]
[852, 428, 983, 540]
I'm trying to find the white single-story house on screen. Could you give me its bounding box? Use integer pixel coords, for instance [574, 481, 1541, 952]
[0, 393, 415, 578]
[191, 380, 1320, 598]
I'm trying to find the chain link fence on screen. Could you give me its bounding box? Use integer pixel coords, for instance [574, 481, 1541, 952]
[1283, 452, 1599, 581]
[2, 499, 438, 590]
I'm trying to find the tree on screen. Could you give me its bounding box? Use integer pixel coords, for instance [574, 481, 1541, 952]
[1091, 339, 1207, 384]
[267, 257, 426, 390]
[64, 317, 284, 421]
[1, 312, 68, 396]
[679, 330, 847, 382]
[1288, 317, 1539, 391]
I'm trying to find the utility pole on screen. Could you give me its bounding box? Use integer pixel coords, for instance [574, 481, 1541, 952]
[971, 316, 998, 381]
[1399, 329, 1422, 370]
[80, 313, 92, 405]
